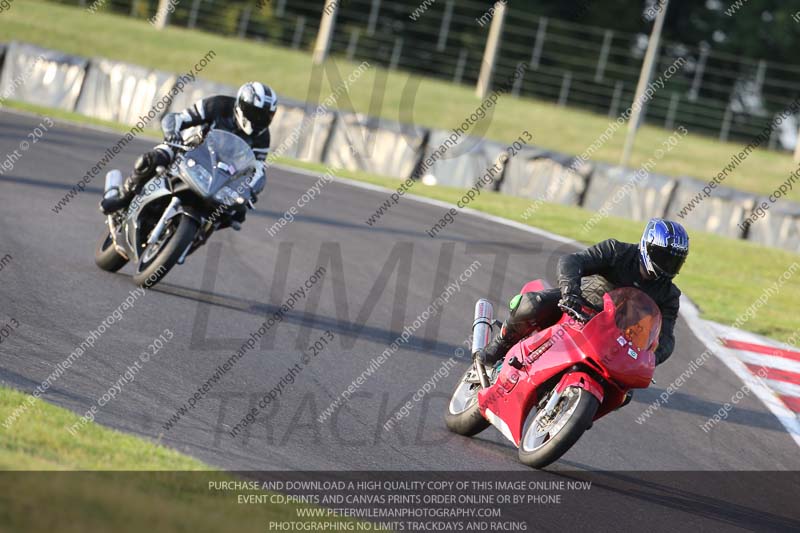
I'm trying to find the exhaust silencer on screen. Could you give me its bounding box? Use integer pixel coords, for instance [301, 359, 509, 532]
[471, 299, 494, 356]
[103, 170, 124, 201]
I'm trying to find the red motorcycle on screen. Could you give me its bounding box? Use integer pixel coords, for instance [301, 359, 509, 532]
[445, 279, 661, 468]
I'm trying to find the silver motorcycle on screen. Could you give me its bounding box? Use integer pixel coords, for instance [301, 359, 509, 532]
[94, 130, 258, 287]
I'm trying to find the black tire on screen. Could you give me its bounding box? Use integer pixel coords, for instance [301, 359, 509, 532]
[132, 214, 198, 288]
[94, 228, 128, 272]
[444, 367, 491, 436]
[517, 386, 599, 469]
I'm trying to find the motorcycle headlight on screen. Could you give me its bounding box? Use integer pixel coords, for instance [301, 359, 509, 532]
[213, 186, 245, 206]
[185, 159, 213, 191]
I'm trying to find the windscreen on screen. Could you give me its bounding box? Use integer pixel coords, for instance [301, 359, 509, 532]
[609, 288, 662, 352]
[205, 130, 256, 180]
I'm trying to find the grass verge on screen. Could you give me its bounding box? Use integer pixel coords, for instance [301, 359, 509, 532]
[0, 386, 355, 531]
[3, 0, 799, 200]
[4, 99, 798, 342]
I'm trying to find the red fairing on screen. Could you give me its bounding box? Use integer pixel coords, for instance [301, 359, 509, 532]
[555, 372, 604, 402]
[520, 279, 553, 294]
[479, 283, 660, 445]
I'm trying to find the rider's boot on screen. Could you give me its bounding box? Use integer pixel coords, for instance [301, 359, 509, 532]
[100, 148, 170, 215]
[477, 323, 516, 367]
[477, 290, 562, 367]
[100, 175, 138, 215]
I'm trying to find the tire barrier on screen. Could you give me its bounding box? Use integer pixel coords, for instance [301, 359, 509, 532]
[1, 41, 799, 253]
[582, 164, 677, 222]
[500, 147, 591, 206]
[420, 130, 509, 188]
[76, 58, 176, 127]
[665, 178, 757, 239]
[744, 201, 800, 254]
[323, 112, 427, 179]
[0, 42, 87, 111]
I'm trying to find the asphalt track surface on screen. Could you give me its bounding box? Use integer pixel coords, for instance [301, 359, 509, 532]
[0, 111, 799, 527]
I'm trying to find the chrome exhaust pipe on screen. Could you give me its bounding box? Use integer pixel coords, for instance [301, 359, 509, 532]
[472, 299, 494, 388]
[103, 170, 123, 202]
[472, 299, 494, 356]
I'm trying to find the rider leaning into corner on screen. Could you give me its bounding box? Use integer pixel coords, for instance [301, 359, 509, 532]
[100, 81, 278, 228]
[479, 218, 690, 381]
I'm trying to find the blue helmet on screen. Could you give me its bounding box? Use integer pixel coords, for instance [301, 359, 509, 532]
[639, 218, 689, 279]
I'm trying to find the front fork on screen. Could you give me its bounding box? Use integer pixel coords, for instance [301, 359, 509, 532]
[146, 197, 182, 246]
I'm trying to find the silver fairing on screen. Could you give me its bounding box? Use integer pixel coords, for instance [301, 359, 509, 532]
[119, 177, 172, 262]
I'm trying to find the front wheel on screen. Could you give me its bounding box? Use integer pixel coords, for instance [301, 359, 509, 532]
[518, 386, 598, 469]
[132, 214, 198, 288]
[444, 366, 491, 436]
[94, 227, 128, 272]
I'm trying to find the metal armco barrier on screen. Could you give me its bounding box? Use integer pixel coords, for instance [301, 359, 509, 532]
[323, 113, 427, 179]
[76, 58, 176, 127]
[744, 200, 800, 254]
[1, 41, 799, 254]
[420, 130, 509, 189]
[268, 99, 336, 163]
[583, 164, 677, 222]
[500, 148, 590, 207]
[665, 178, 757, 239]
[0, 42, 87, 111]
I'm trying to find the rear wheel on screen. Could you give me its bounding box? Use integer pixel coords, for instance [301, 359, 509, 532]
[518, 386, 598, 468]
[94, 227, 128, 272]
[132, 214, 198, 288]
[444, 366, 491, 436]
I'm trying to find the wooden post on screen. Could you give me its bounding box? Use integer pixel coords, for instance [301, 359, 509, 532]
[313, 0, 339, 65]
[476, 1, 508, 98]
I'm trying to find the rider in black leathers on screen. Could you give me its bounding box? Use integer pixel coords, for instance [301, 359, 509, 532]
[479, 219, 690, 368]
[100, 81, 278, 220]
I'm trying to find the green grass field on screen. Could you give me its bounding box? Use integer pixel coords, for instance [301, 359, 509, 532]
[0, 385, 355, 531]
[4, 0, 799, 201]
[6, 98, 797, 343]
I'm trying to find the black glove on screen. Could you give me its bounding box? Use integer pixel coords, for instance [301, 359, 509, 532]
[558, 292, 594, 323]
[164, 129, 182, 144]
